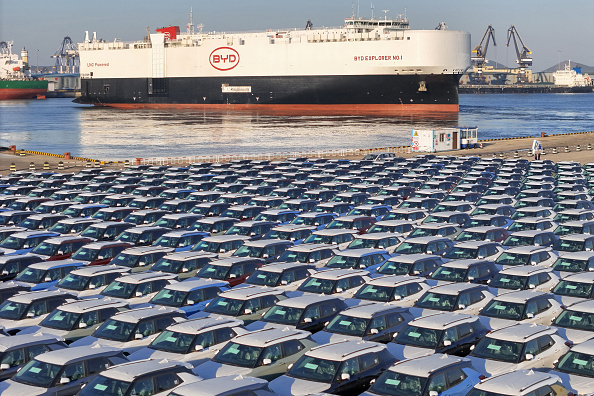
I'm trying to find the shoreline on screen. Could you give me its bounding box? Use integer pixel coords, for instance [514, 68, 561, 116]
[2, 131, 594, 174]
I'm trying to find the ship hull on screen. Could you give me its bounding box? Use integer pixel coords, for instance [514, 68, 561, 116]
[0, 80, 48, 100]
[75, 74, 461, 114]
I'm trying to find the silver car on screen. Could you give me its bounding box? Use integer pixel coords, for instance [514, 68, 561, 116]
[0, 333, 67, 381]
[168, 375, 276, 396]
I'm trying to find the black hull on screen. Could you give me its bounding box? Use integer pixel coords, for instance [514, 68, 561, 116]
[74, 74, 461, 112]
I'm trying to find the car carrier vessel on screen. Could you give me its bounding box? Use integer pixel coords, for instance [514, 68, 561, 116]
[74, 14, 471, 114]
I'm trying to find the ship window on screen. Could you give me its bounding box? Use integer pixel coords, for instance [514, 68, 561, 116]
[103, 85, 110, 94]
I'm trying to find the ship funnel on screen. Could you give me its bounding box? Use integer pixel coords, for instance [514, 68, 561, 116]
[93, 32, 97, 42]
[21, 48, 29, 65]
[84, 31, 90, 43]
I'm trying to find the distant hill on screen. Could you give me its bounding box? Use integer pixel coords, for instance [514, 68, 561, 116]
[541, 60, 594, 73]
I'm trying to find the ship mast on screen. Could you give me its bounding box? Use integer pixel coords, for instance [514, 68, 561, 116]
[187, 7, 195, 35]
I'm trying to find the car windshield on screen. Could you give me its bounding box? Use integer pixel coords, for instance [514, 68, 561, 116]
[554, 225, 583, 236]
[489, 274, 527, 289]
[225, 226, 252, 236]
[347, 238, 381, 249]
[116, 231, 140, 244]
[149, 329, 195, 354]
[287, 355, 340, 383]
[408, 228, 439, 238]
[246, 270, 280, 287]
[78, 376, 132, 396]
[0, 236, 26, 249]
[394, 242, 426, 254]
[431, 266, 467, 282]
[150, 289, 188, 307]
[196, 264, 230, 280]
[71, 247, 100, 261]
[291, 216, 315, 226]
[39, 309, 81, 330]
[556, 350, 594, 377]
[368, 370, 428, 396]
[93, 318, 136, 341]
[354, 284, 396, 302]
[415, 292, 457, 311]
[303, 234, 334, 244]
[277, 250, 312, 263]
[233, 245, 263, 258]
[508, 222, 537, 232]
[0, 300, 28, 320]
[57, 273, 91, 291]
[101, 281, 136, 299]
[15, 267, 46, 283]
[552, 257, 590, 272]
[504, 236, 535, 247]
[326, 255, 361, 269]
[444, 247, 478, 260]
[326, 220, 354, 230]
[262, 305, 304, 326]
[192, 240, 221, 253]
[204, 296, 244, 316]
[213, 341, 263, 368]
[553, 239, 585, 252]
[394, 325, 441, 349]
[153, 236, 181, 248]
[30, 242, 60, 256]
[495, 252, 530, 266]
[80, 227, 105, 239]
[480, 300, 525, 320]
[325, 314, 370, 336]
[554, 309, 594, 331]
[13, 359, 61, 388]
[298, 277, 336, 294]
[377, 261, 415, 276]
[553, 281, 593, 298]
[472, 337, 522, 363]
[456, 231, 486, 242]
[110, 253, 141, 268]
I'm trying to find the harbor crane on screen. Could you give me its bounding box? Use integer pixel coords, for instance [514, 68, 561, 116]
[506, 25, 533, 84]
[52, 36, 79, 74]
[470, 25, 496, 84]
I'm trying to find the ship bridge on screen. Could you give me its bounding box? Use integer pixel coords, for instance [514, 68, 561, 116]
[344, 17, 410, 33]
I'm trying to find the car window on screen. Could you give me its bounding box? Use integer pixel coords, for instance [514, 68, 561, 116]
[369, 316, 387, 333]
[339, 357, 362, 376]
[349, 276, 365, 289]
[427, 372, 448, 394]
[386, 312, 404, 327]
[470, 290, 485, 304]
[359, 353, 380, 371]
[458, 323, 474, 338]
[155, 372, 181, 393]
[86, 357, 110, 376]
[213, 327, 236, 344]
[260, 343, 283, 364]
[129, 377, 155, 396]
[446, 367, 468, 388]
[1, 348, 26, 368]
[80, 310, 99, 327]
[282, 339, 305, 357]
[62, 361, 86, 382]
[524, 338, 540, 357]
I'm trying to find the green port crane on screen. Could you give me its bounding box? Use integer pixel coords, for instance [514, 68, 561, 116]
[506, 25, 533, 83]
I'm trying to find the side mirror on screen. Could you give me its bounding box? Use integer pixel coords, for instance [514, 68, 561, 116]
[309, 258, 315, 263]
[134, 333, 144, 340]
[426, 251, 433, 255]
[477, 255, 485, 259]
[467, 277, 475, 281]
[78, 322, 88, 329]
[88, 284, 97, 289]
[186, 300, 195, 306]
[531, 261, 538, 265]
[219, 249, 226, 253]
[443, 340, 452, 347]
[378, 245, 384, 249]
[393, 295, 402, 301]
[26, 312, 35, 318]
[288, 363, 294, 370]
[194, 345, 204, 352]
[413, 271, 420, 275]
[262, 358, 272, 366]
[135, 291, 143, 297]
[336, 288, 343, 293]
[262, 254, 269, 259]
[370, 328, 379, 335]
[138, 261, 147, 266]
[181, 267, 189, 273]
[44, 276, 52, 283]
[1, 270, 8, 276]
[525, 353, 534, 361]
[244, 309, 253, 315]
[60, 377, 71, 385]
[341, 373, 351, 381]
[529, 284, 536, 289]
[229, 274, 237, 279]
[392, 332, 398, 338]
[303, 317, 313, 323]
[430, 391, 439, 396]
[458, 304, 466, 310]
[527, 313, 535, 319]
[359, 264, 366, 269]
[281, 280, 288, 285]
[0, 363, 10, 370]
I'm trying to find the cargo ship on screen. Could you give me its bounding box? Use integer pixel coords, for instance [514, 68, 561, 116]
[74, 13, 471, 114]
[0, 41, 48, 100]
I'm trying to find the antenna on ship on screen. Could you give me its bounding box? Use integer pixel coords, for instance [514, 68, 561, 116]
[382, 10, 389, 21]
[351, 2, 354, 19]
[187, 7, 195, 35]
[371, 2, 374, 19]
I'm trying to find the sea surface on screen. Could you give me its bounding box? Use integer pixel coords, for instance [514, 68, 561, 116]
[1, 93, 593, 161]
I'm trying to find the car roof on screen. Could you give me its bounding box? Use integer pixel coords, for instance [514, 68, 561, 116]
[509, 230, 551, 237]
[388, 254, 442, 263]
[166, 316, 243, 335]
[8, 230, 60, 239]
[339, 302, 408, 319]
[278, 294, 342, 308]
[257, 262, 314, 273]
[286, 244, 335, 252]
[119, 246, 174, 255]
[493, 289, 547, 303]
[499, 265, 551, 276]
[161, 251, 219, 261]
[9, 289, 75, 304]
[367, 275, 425, 287]
[35, 345, 122, 366]
[271, 224, 316, 232]
[312, 228, 358, 236]
[474, 369, 563, 395]
[403, 236, 453, 244]
[232, 327, 309, 347]
[0, 332, 65, 352]
[55, 298, 128, 313]
[560, 233, 594, 241]
[170, 375, 269, 396]
[389, 353, 470, 377]
[409, 312, 478, 329]
[99, 358, 192, 381]
[217, 285, 285, 300]
[114, 272, 177, 284]
[242, 239, 293, 247]
[27, 259, 84, 270]
[428, 283, 485, 295]
[306, 339, 386, 361]
[562, 271, 594, 283]
[503, 245, 549, 254]
[201, 235, 250, 243]
[310, 268, 370, 279]
[164, 278, 228, 292]
[453, 240, 499, 248]
[110, 306, 184, 323]
[487, 323, 556, 342]
[336, 248, 388, 257]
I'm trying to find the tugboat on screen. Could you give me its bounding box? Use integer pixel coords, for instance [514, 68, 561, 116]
[0, 41, 48, 100]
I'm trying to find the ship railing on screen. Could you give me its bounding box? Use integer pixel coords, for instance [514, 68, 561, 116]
[133, 146, 412, 165]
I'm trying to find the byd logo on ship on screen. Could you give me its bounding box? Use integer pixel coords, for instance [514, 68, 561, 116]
[209, 47, 240, 71]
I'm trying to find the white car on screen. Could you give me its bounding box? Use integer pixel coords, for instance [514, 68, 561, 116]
[487, 265, 559, 294]
[414, 283, 494, 316]
[467, 369, 571, 396]
[494, 245, 558, 268]
[467, 323, 570, 376]
[551, 271, 594, 306]
[551, 299, 594, 344]
[352, 275, 430, 306]
[545, 338, 594, 396]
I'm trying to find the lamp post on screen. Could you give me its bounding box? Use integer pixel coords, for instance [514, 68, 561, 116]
[36, 49, 39, 73]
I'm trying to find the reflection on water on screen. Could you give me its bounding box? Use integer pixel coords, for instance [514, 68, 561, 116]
[77, 107, 459, 160]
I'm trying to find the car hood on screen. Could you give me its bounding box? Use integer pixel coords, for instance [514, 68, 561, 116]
[192, 360, 251, 379]
[269, 375, 331, 396]
[546, 369, 592, 395]
[386, 343, 434, 361]
[0, 379, 48, 396]
[467, 356, 517, 376]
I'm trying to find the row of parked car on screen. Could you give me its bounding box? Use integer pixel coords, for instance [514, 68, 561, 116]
[0, 154, 593, 395]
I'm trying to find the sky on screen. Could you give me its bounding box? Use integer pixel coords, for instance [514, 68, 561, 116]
[1, 0, 593, 72]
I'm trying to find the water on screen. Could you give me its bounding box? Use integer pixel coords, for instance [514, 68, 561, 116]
[1, 93, 593, 161]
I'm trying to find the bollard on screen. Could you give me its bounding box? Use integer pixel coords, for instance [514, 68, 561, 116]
[124, 160, 130, 167]
[58, 161, 64, 170]
[588, 143, 592, 150]
[29, 162, 35, 171]
[43, 161, 50, 170]
[499, 152, 504, 159]
[577, 145, 581, 152]
[19, 151, 25, 157]
[552, 147, 557, 154]
[86, 161, 92, 168]
[9, 163, 16, 172]
[565, 146, 570, 153]
[514, 151, 519, 158]
[94, 161, 101, 168]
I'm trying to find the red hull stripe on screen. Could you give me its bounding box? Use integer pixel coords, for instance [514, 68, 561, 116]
[0, 89, 47, 100]
[91, 103, 459, 115]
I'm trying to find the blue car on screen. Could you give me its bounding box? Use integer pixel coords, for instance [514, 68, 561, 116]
[12, 259, 85, 291]
[150, 278, 229, 316]
[324, 248, 392, 272]
[153, 230, 209, 252]
[0, 230, 61, 255]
